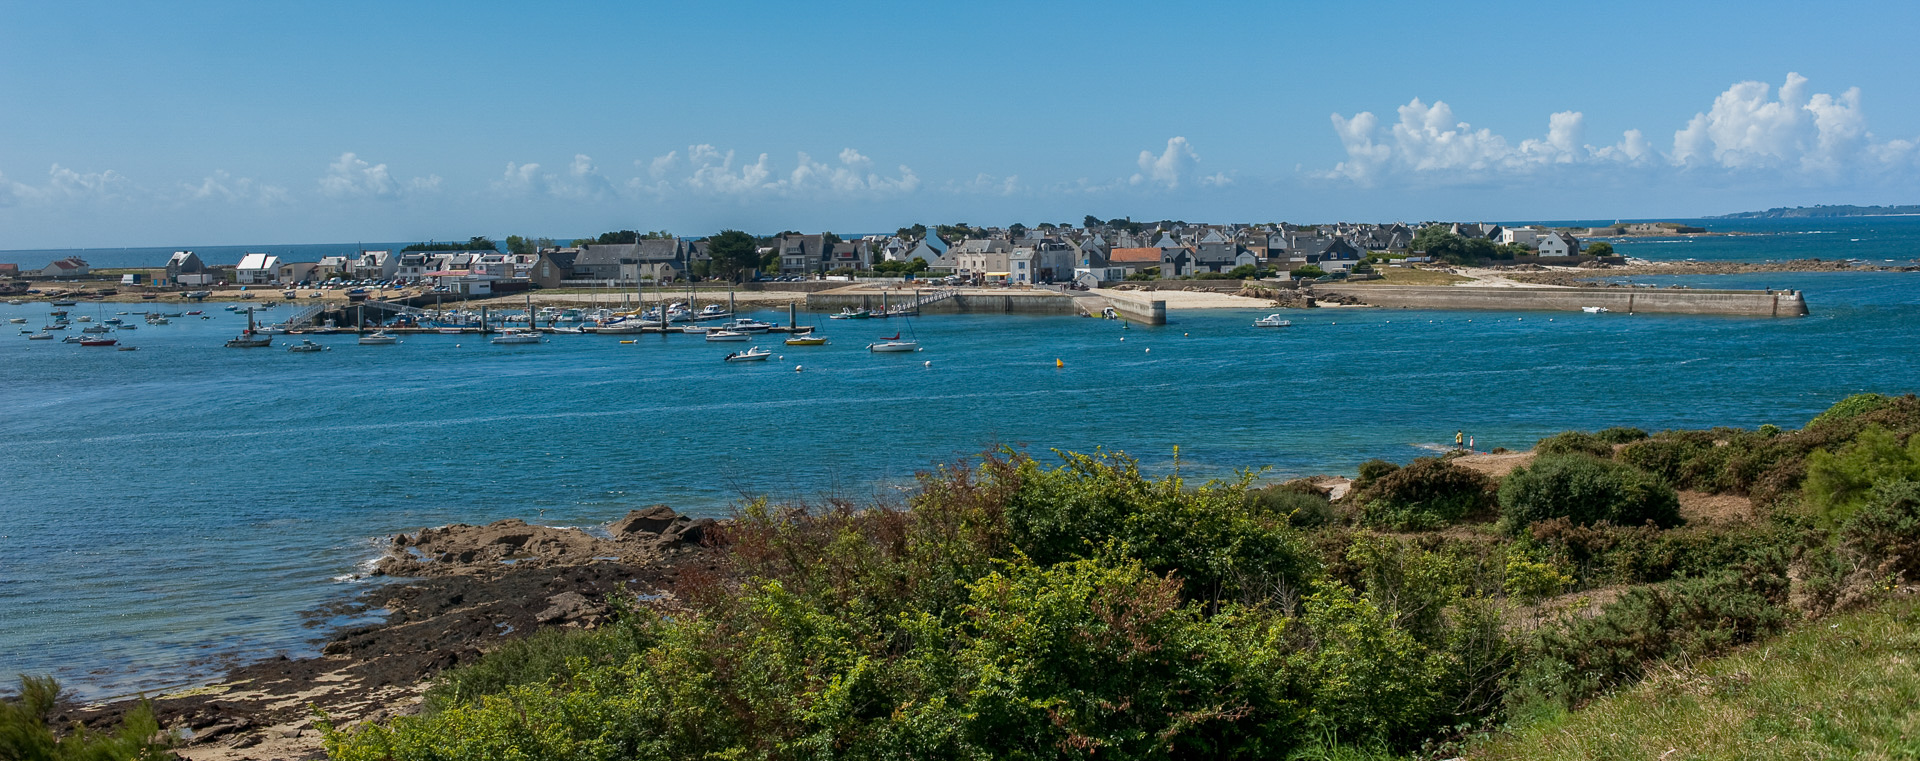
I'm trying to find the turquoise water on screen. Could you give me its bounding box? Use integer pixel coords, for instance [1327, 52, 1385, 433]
[4, 220, 1920, 697]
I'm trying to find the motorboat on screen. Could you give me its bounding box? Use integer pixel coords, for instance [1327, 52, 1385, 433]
[489, 329, 543, 345]
[6, 318, 23, 324]
[26, 332, 52, 340]
[146, 317, 168, 325]
[62, 335, 85, 343]
[587, 320, 647, 334]
[720, 317, 775, 333]
[76, 315, 91, 322]
[829, 308, 871, 320]
[225, 309, 273, 347]
[547, 326, 584, 334]
[79, 338, 117, 347]
[358, 331, 400, 345]
[705, 329, 751, 342]
[115, 323, 136, 330]
[784, 335, 829, 346]
[696, 304, 732, 320]
[723, 346, 773, 362]
[1581, 306, 1610, 314]
[1253, 314, 1293, 328]
[288, 339, 329, 353]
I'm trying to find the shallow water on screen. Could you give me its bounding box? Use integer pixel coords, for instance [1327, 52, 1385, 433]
[3, 220, 1920, 697]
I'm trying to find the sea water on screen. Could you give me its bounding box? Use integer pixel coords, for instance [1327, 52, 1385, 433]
[3, 219, 1920, 698]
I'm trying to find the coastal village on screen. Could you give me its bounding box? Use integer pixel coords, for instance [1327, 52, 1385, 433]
[2, 218, 1655, 297]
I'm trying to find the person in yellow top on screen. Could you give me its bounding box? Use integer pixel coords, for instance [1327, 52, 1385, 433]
[1455, 430, 1464, 448]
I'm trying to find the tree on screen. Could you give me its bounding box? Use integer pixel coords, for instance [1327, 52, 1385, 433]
[1009, 222, 1027, 236]
[468, 236, 498, 252]
[1084, 215, 1104, 228]
[1228, 263, 1260, 279]
[505, 236, 535, 256]
[595, 230, 640, 245]
[896, 223, 927, 239]
[707, 230, 759, 283]
[823, 232, 842, 244]
[1291, 264, 1328, 279]
[1585, 242, 1615, 257]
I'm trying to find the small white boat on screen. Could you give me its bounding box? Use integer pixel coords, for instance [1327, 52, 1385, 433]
[76, 315, 92, 322]
[490, 329, 544, 345]
[867, 340, 920, 353]
[6, 318, 23, 324]
[829, 308, 871, 320]
[547, 326, 584, 334]
[26, 332, 52, 340]
[116, 323, 137, 330]
[720, 317, 776, 333]
[358, 331, 400, 345]
[1253, 314, 1292, 328]
[1581, 306, 1610, 314]
[697, 304, 732, 320]
[705, 329, 751, 342]
[288, 339, 329, 353]
[723, 346, 773, 362]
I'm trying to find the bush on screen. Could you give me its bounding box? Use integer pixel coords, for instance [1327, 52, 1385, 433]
[1290, 265, 1327, 279]
[1513, 573, 1790, 709]
[1354, 458, 1494, 530]
[424, 614, 649, 711]
[1595, 427, 1649, 445]
[1355, 459, 1399, 485]
[1616, 432, 1730, 492]
[1801, 426, 1920, 525]
[1839, 479, 1920, 581]
[1534, 431, 1614, 458]
[1251, 484, 1337, 528]
[1498, 454, 1681, 534]
[1810, 393, 1894, 427]
[0, 676, 172, 760]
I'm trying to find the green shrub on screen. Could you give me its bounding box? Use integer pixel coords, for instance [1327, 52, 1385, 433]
[1595, 427, 1649, 445]
[1355, 459, 1399, 485]
[0, 676, 172, 761]
[424, 612, 651, 711]
[1617, 431, 1731, 492]
[1810, 393, 1893, 427]
[1251, 484, 1337, 528]
[1354, 458, 1494, 530]
[1513, 573, 1791, 709]
[1802, 426, 1920, 525]
[1498, 454, 1681, 534]
[1503, 543, 1573, 602]
[1839, 479, 1920, 581]
[1534, 431, 1615, 458]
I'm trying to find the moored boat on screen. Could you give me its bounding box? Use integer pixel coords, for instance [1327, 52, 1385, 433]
[225, 309, 273, 348]
[723, 346, 773, 362]
[79, 338, 117, 347]
[866, 340, 920, 353]
[288, 338, 329, 352]
[358, 331, 400, 345]
[1581, 306, 1610, 314]
[705, 329, 751, 342]
[784, 335, 829, 346]
[1253, 314, 1292, 328]
[489, 328, 543, 345]
[829, 308, 871, 320]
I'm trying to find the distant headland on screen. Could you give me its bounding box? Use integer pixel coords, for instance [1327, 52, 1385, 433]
[1715, 204, 1920, 219]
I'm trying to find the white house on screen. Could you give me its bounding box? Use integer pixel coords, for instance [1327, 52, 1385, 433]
[351, 250, 396, 280]
[36, 257, 90, 278]
[235, 253, 282, 284]
[1498, 227, 1542, 248]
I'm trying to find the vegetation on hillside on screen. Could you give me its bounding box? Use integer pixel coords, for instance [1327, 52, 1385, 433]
[303, 394, 1920, 760]
[0, 676, 172, 760]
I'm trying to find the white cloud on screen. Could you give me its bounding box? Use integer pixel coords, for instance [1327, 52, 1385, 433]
[0, 164, 135, 206]
[950, 173, 1024, 196]
[180, 170, 289, 206]
[1132, 136, 1199, 188]
[1325, 72, 1919, 185]
[318, 152, 397, 198]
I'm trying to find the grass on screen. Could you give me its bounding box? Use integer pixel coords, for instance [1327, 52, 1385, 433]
[1364, 267, 1473, 285]
[1477, 595, 1920, 760]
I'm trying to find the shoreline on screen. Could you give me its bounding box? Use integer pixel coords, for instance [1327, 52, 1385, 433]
[63, 508, 727, 761]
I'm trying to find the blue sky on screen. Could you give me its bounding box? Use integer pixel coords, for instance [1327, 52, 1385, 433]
[3, 0, 1918, 248]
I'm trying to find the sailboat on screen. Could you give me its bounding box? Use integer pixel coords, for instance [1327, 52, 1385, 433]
[224, 308, 273, 347]
[866, 326, 919, 353]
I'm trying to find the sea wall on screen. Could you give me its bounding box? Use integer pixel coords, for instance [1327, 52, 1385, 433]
[1311, 285, 1809, 317]
[805, 290, 1078, 316]
[1098, 291, 1169, 324]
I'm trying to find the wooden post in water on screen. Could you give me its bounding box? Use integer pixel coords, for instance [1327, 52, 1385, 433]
[788, 301, 796, 331]
[481, 306, 489, 334]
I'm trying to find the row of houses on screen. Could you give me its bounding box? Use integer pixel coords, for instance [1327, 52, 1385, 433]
[2, 257, 91, 279]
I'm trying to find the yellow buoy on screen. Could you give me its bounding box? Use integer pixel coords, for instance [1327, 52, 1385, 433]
[1055, 358, 1063, 368]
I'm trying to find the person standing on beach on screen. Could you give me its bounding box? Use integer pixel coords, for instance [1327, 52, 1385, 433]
[1455, 430, 1464, 448]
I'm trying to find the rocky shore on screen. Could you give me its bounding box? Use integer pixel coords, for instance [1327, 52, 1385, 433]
[62, 506, 728, 761]
[1496, 257, 1919, 287]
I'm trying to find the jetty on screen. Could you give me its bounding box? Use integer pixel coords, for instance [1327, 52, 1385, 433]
[1310, 285, 1809, 317]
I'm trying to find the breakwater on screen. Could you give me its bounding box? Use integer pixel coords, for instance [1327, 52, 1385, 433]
[1311, 285, 1809, 317]
[805, 288, 1077, 316]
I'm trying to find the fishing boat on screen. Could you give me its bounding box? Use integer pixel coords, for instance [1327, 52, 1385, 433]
[79, 338, 117, 347]
[784, 334, 829, 346]
[705, 329, 750, 342]
[723, 346, 773, 362]
[489, 328, 543, 345]
[829, 307, 871, 320]
[358, 331, 400, 345]
[1253, 314, 1293, 328]
[224, 309, 273, 348]
[696, 304, 732, 321]
[1581, 306, 1610, 314]
[287, 339, 329, 353]
[26, 332, 52, 340]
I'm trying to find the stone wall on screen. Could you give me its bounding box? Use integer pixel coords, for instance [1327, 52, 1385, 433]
[1310, 285, 1809, 317]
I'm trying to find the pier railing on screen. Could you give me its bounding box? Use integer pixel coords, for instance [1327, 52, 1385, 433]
[284, 304, 327, 327]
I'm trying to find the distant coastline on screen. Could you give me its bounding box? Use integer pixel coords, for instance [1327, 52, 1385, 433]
[1714, 204, 1920, 219]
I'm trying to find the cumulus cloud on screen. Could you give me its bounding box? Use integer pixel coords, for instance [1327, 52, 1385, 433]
[0, 164, 135, 206]
[1132, 137, 1200, 188]
[950, 173, 1024, 196]
[1324, 72, 1918, 185]
[631, 144, 918, 200]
